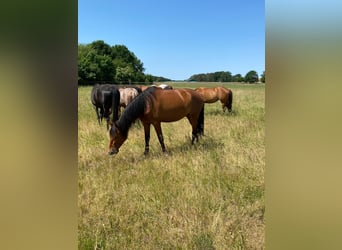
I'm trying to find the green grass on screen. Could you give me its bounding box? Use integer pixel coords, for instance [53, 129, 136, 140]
[78, 82, 265, 249]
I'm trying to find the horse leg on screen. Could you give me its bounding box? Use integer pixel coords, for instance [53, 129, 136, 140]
[106, 117, 110, 130]
[95, 107, 101, 125]
[152, 122, 166, 152]
[100, 107, 105, 124]
[143, 122, 151, 155]
[222, 102, 227, 113]
[186, 115, 199, 144]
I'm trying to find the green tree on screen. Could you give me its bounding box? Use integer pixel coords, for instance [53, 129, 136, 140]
[115, 65, 134, 84]
[189, 71, 232, 82]
[78, 41, 148, 85]
[260, 71, 265, 83]
[78, 44, 93, 81]
[232, 74, 244, 82]
[244, 70, 259, 83]
[218, 71, 232, 82]
[144, 74, 154, 83]
[90, 40, 112, 55]
[78, 42, 115, 84]
[111, 45, 144, 74]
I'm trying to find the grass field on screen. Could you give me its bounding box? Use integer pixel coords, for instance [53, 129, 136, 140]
[78, 82, 265, 249]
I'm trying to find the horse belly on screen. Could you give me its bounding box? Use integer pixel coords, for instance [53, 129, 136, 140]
[157, 105, 189, 122]
[198, 90, 216, 103]
[146, 89, 195, 122]
[204, 96, 219, 103]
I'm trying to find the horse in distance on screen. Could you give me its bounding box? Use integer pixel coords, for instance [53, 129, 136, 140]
[154, 84, 173, 90]
[90, 84, 120, 129]
[195, 86, 233, 113]
[138, 84, 173, 91]
[108, 86, 204, 155]
[118, 87, 140, 108]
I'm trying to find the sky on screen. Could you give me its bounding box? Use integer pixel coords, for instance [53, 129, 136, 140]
[78, 0, 264, 80]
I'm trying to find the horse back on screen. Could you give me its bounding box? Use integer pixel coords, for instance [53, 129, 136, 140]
[146, 88, 203, 122]
[195, 87, 218, 103]
[119, 87, 139, 106]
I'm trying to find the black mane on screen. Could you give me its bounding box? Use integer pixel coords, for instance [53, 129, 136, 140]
[116, 87, 156, 136]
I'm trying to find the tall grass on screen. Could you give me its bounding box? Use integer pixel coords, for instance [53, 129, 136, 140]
[78, 82, 265, 249]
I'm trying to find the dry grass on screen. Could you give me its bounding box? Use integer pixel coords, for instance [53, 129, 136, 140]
[78, 82, 265, 249]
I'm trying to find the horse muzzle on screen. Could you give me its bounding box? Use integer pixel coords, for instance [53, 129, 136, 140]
[108, 148, 119, 155]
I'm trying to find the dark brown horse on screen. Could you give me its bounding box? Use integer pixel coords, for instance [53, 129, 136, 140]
[90, 84, 120, 129]
[195, 86, 233, 112]
[108, 86, 204, 155]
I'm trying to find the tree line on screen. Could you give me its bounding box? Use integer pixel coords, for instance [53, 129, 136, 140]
[78, 40, 265, 85]
[188, 70, 265, 83]
[78, 40, 171, 85]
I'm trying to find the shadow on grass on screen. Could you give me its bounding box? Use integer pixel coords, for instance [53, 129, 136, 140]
[167, 135, 225, 154]
[205, 108, 239, 117]
[110, 135, 225, 164]
[191, 233, 215, 250]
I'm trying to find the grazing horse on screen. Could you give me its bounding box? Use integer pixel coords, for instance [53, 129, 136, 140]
[118, 87, 140, 108]
[138, 85, 149, 91]
[108, 86, 204, 155]
[139, 84, 173, 91]
[90, 84, 120, 129]
[153, 84, 173, 90]
[195, 86, 233, 113]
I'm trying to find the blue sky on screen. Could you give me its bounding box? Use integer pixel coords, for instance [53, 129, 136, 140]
[79, 0, 264, 80]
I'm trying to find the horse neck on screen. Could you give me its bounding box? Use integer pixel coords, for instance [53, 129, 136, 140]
[116, 93, 148, 136]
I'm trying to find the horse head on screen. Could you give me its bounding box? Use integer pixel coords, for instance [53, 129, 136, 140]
[108, 122, 127, 155]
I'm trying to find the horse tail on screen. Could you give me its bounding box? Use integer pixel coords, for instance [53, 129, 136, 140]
[111, 87, 120, 122]
[101, 89, 107, 123]
[91, 84, 102, 124]
[227, 89, 233, 112]
[196, 104, 205, 136]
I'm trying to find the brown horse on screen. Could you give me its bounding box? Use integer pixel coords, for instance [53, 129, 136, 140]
[108, 86, 204, 155]
[138, 85, 149, 91]
[195, 86, 233, 113]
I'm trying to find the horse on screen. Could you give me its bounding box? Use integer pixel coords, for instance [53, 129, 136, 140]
[139, 84, 173, 91]
[90, 84, 120, 129]
[118, 87, 140, 108]
[138, 85, 149, 91]
[118, 85, 143, 94]
[151, 84, 173, 90]
[195, 86, 233, 113]
[108, 86, 204, 155]
[155, 84, 173, 90]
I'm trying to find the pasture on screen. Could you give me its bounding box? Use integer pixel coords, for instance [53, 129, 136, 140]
[78, 82, 265, 249]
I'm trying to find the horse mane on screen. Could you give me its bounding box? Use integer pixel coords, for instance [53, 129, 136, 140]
[116, 87, 155, 137]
